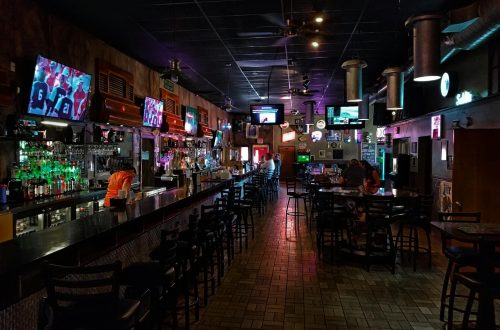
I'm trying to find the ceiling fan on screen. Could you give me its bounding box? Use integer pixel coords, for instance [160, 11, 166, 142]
[288, 87, 319, 97]
[160, 58, 183, 83]
[237, 9, 332, 47]
[221, 64, 238, 112]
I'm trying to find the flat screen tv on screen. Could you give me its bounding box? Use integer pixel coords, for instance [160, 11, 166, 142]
[28, 55, 92, 121]
[325, 105, 365, 130]
[183, 106, 198, 135]
[212, 130, 223, 148]
[297, 154, 310, 163]
[250, 104, 285, 125]
[142, 97, 164, 128]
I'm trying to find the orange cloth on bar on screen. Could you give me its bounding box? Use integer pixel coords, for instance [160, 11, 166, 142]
[103, 171, 134, 207]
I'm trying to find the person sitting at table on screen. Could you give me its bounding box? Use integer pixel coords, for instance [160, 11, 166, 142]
[273, 153, 281, 178]
[360, 160, 381, 193]
[340, 159, 365, 187]
[260, 152, 275, 179]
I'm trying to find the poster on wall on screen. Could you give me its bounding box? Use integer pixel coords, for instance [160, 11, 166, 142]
[438, 180, 452, 213]
[431, 115, 442, 139]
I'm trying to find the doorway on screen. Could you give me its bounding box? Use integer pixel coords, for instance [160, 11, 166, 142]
[252, 144, 269, 165]
[141, 138, 155, 187]
[278, 146, 295, 181]
[417, 136, 432, 194]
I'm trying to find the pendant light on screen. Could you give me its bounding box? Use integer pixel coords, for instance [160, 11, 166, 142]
[406, 14, 442, 82]
[383, 67, 404, 110]
[358, 94, 369, 120]
[341, 59, 367, 102]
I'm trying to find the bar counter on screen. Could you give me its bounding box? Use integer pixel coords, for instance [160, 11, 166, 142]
[0, 178, 233, 315]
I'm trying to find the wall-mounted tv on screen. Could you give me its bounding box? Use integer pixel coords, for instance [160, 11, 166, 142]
[28, 55, 92, 121]
[212, 130, 223, 148]
[250, 104, 285, 125]
[297, 154, 311, 163]
[325, 104, 365, 130]
[142, 96, 164, 128]
[182, 106, 198, 135]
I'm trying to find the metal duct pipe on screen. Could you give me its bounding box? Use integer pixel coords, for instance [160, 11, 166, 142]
[342, 59, 367, 102]
[370, 0, 500, 104]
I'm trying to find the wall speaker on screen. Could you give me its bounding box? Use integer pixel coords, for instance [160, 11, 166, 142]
[373, 103, 391, 126]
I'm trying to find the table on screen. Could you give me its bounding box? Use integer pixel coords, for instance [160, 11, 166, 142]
[318, 187, 418, 199]
[431, 221, 500, 330]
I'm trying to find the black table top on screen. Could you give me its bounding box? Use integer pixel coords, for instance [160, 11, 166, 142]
[0, 180, 231, 276]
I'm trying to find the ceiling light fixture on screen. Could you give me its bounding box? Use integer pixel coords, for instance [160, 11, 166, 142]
[311, 41, 319, 48]
[383, 67, 404, 110]
[280, 95, 291, 100]
[406, 14, 442, 82]
[315, 16, 324, 23]
[342, 59, 367, 102]
[41, 120, 68, 127]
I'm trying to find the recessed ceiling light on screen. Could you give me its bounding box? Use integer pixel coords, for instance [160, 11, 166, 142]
[311, 41, 319, 48]
[260, 96, 267, 100]
[315, 16, 324, 23]
[280, 95, 291, 100]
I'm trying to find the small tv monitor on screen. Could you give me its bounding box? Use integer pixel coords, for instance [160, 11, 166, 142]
[250, 104, 285, 125]
[297, 154, 310, 163]
[182, 106, 198, 135]
[28, 55, 92, 121]
[142, 97, 164, 128]
[212, 130, 223, 148]
[325, 104, 365, 129]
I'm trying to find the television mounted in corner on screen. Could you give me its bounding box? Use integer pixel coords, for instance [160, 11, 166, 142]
[325, 104, 365, 130]
[250, 104, 285, 125]
[27, 55, 92, 122]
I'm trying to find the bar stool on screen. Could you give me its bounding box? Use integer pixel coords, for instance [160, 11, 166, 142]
[394, 194, 433, 271]
[41, 260, 141, 330]
[438, 212, 481, 322]
[285, 177, 308, 236]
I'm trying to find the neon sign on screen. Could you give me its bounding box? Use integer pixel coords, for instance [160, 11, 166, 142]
[455, 91, 473, 106]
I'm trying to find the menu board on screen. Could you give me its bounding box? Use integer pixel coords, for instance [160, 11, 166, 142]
[361, 143, 376, 165]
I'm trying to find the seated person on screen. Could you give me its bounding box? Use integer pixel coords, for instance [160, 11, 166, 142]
[260, 152, 275, 179]
[360, 160, 381, 193]
[340, 159, 365, 187]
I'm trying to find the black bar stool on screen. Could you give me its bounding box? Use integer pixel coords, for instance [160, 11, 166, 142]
[285, 177, 308, 236]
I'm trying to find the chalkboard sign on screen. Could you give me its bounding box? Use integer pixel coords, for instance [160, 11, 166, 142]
[361, 143, 376, 165]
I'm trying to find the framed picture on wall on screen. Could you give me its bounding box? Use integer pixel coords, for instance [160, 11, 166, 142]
[245, 124, 259, 139]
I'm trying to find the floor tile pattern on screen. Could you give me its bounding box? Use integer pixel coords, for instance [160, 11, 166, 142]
[175, 187, 499, 330]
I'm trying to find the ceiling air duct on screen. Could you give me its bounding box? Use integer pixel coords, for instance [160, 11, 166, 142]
[341, 59, 367, 102]
[406, 14, 442, 82]
[383, 67, 404, 110]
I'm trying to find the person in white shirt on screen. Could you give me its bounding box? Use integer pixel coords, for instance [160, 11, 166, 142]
[260, 153, 275, 179]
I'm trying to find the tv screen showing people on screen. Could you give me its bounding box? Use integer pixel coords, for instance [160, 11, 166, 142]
[325, 105, 365, 129]
[142, 97, 164, 128]
[250, 104, 284, 125]
[28, 55, 92, 121]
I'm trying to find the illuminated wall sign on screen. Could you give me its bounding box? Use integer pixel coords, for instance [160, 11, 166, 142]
[455, 91, 473, 106]
[282, 131, 296, 142]
[440, 72, 450, 97]
[280, 121, 290, 129]
[316, 119, 326, 129]
[431, 115, 442, 139]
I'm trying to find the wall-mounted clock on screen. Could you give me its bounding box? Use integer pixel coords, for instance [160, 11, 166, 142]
[316, 119, 326, 129]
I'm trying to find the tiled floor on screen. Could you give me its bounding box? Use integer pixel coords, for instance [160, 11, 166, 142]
[177, 187, 494, 330]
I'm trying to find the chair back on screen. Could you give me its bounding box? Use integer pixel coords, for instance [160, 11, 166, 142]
[437, 212, 481, 255]
[313, 191, 334, 213]
[364, 195, 394, 223]
[285, 177, 297, 195]
[416, 194, 433, 221]
[43, 261, 121, 308]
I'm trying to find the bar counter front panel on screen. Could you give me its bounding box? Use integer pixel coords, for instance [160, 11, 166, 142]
[0, 179, 233, 329]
